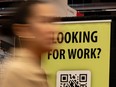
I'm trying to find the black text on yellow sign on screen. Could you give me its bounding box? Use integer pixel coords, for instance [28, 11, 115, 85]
[48, 31, 102, 60]
[52, 31, 97, 43]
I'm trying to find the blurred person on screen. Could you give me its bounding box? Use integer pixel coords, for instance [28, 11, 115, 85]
[1, 0, 58, 87]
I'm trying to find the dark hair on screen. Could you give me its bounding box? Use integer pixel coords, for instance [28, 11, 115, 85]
[2, 0, 48, 37]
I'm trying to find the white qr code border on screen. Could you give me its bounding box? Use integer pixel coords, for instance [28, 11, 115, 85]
[56, 70, 91, 87]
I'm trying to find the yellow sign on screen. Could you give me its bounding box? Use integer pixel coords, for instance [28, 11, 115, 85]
[41, 20, 111, 87]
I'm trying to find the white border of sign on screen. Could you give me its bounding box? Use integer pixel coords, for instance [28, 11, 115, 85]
[55, 20, 112, 24]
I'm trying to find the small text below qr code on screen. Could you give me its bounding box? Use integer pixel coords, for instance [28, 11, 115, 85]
[56, 70, 91, 87]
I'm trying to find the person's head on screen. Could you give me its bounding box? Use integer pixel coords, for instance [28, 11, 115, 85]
[2, 0, 58, 53]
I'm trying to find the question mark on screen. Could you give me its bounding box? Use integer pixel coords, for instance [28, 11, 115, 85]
[97, 48, 101, 58]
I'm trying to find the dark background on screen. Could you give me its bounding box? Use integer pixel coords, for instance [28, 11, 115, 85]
[68, 0, 116, 4]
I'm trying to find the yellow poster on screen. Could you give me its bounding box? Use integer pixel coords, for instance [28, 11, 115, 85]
[41, 20, 111, 87]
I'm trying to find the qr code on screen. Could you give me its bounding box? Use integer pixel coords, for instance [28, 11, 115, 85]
[56, 71, 91, 87]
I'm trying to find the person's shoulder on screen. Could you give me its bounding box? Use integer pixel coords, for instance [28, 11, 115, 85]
[4, 60, 47, 83]
[7, 60, 43, 76]
[5, 60, 25, 74]
[5, 61, 33, 80]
